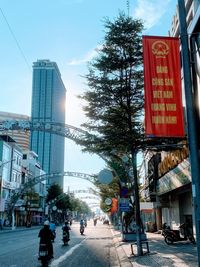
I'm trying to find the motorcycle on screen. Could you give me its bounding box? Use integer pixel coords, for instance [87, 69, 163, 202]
[80, 225, 85, 235]
[62, 231, 70, 245]
[162, 223, 196, 245]
[38, 243, 51, 267]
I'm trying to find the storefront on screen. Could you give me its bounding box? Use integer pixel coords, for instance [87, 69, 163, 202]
[157, 158, 195, 234]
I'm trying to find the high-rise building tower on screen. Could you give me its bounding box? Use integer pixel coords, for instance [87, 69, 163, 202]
[30, 60, 66, 187]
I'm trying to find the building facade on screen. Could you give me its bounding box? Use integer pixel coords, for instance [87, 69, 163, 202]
[0, 135, 47, 226]
[0, 111, 30, 151]
[21, 150, 47, 226]
[142, 0, 200, 236]
[0, 135, 23, 224]
[30, 60, 66, 188]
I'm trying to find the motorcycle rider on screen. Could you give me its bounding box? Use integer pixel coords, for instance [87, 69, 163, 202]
[49, 220, 56, 241]
[38, 220, 54, 259]
[80, 218, 85, 234]
[80, 218, 85, 226]
[62, 220, 71, 241]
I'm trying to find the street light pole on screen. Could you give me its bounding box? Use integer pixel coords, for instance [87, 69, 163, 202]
[178, 0, 200, 265]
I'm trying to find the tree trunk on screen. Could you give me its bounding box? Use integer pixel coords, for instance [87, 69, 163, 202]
[131, 149, 142, 256]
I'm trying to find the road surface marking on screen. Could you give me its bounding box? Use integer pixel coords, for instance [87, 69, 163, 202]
[50, 239, 85, 267]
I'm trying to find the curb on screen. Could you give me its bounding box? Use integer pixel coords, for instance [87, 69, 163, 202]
[110, 227, 133, 267]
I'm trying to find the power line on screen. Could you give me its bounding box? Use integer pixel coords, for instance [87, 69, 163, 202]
[0, 7, 31, 71]
[126, 0, 130, 16]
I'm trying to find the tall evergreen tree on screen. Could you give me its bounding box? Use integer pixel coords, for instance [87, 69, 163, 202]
[79, 12, 145, 255]
[79, 12, 144, 156]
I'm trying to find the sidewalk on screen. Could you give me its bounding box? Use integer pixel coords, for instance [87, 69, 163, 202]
[111, 227, 198, 267]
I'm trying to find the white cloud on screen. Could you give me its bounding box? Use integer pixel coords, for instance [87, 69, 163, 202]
[67, 45, 102, 66]
[133, 0, 171, 29]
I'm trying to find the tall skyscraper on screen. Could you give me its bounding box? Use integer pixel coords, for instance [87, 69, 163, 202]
[30, 60, 66, 187]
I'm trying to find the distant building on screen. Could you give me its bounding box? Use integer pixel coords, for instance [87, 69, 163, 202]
[21, 150, 47, 226]
[0, 135, 23, 223]
[0, 111, 30, 151]
[30, 60, 66, 187]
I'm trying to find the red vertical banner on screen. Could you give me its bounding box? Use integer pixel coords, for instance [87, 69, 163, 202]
[142, 36, 185, 137]
[110, 198, 118, 214]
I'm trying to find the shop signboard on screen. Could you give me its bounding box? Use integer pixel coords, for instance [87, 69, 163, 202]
[157, 159, 191, 195]
[2, 179, 13, 189]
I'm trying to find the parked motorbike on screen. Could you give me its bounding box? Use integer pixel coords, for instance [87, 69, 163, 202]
[38, 243, 51, 267]
[162, 223, 196, 245]
[80, 225, 85, 235]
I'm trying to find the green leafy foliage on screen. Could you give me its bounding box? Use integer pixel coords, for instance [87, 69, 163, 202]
[46, 184, 62, 203]
[70, 197, 92, 215]
[46, 184, 91, 214]
[46, 184, 71, 210]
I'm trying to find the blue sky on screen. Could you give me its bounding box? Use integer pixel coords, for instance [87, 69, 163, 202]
[0, 0, 177, 195]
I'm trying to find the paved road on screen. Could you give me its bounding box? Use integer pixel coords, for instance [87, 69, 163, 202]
[0, 221, 119, 267]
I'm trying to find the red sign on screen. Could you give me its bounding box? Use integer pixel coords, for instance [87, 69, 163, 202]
[110, 198, 118, 214]
[142, 36, 184, 137]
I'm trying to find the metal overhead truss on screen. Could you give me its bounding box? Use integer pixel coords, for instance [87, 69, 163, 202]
[78, 196, 100, 200]
[70, 188, 100, 195]
[0, 120, 93, 143]
[48, 191, 100, 209]
[0, 119, 187, 151]
[8, 171, 96, 210]
[1, 119, 186, 208]
[0, 119, 106, 212]
[0, 119, 111, 167]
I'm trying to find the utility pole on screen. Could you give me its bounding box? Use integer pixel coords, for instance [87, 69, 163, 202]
[178, 0, 200, 265]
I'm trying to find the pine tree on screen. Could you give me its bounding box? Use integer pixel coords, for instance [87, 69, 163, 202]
[78, 12, 145, 255]
[79, 12, 144, 156]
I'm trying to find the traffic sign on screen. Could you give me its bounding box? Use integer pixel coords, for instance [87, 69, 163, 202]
[119, 198, 130, 211]
[105, 198, 112, 205]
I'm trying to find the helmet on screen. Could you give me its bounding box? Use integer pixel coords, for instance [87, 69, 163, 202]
[44, 220, 49, 226]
